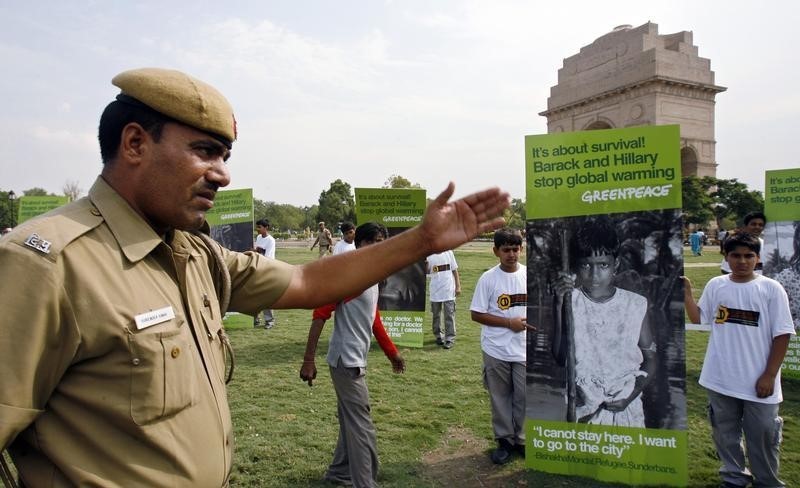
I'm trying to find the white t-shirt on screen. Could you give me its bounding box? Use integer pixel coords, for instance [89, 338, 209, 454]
[426, 251, 458, 302]
[333, 240, 355, 255]
[698, 274, 795, 403]
[255, 234, 276, 259]
[470, 264, 527, 362]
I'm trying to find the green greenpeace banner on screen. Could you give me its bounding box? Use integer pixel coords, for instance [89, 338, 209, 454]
[355, 188, 427, 348]
[765, 168, 800, 222]
[528, 421, 687, 485]
[525, 125, 686, 486]
[206, 188, 254, 253]
[354, 188, 426, 227]
[525, 125, 681, 218]
[17, 195, 69, 224]
[763, 168, 800, 378]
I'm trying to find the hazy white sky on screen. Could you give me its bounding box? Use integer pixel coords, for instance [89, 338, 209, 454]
[1, 0, 797, 206]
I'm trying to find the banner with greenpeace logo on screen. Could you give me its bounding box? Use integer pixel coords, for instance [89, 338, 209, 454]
[526, 125, 680, 219]
[355, 188, 427, 348]
[524, 125, 687, 486]
[762, 167, 800, 378]
[206, 188, 255, 328]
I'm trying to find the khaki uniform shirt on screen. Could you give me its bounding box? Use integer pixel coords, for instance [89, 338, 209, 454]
[0, 177, 293, 487]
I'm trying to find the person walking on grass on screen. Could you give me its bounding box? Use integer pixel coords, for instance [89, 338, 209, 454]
[300, 222, 405, 488]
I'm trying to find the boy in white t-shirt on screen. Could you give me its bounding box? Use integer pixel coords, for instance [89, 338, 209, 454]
[254, 218, 276, 328]
[470, 229, 533, 465]
[333, 221, 356, 255]
[685, 232, 794, 487]
[426, 250, 461, 349]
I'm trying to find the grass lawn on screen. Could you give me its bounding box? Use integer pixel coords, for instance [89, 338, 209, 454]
[224, 243, 799, 487]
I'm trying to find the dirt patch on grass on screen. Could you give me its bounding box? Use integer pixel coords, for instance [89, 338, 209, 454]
[420, 427, 527, 487]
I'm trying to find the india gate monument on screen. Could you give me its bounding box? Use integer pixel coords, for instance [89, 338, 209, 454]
[539, 22, 726, 178]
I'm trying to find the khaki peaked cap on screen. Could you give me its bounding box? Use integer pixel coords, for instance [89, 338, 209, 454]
[112, 68, 237, 145]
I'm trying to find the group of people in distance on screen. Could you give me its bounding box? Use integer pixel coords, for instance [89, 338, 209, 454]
[0, 66, 794, 488]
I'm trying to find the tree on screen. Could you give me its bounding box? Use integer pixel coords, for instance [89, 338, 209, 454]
[504, 198, 526, 230]
[681, 176, 714, 226]
[316, 179, 355, 228]
[681, 176, 764, 230]
[383, 174, 421, 189]
[0, 190, 16, 229]
[62, 180, 84, 202]
[704, 177, 764, 228]
[23, 187, 53, 197]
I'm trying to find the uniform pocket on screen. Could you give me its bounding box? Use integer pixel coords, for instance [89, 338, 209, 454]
[128, 318, 197, 425]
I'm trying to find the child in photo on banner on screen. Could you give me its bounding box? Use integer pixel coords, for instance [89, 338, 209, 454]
[552, 216, 656, 427]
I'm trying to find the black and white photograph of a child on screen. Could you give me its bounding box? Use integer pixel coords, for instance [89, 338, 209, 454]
[526, 210, 685, 430]
[210, 222, 254, 252]
[763, 221, 800, 329]
[378, 227, 426, 312]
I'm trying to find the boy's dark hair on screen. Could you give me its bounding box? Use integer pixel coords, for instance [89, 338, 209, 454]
[493, 228, 522, 248]
[743, 211, 767, 226]
[723, 232, 761, 255]
[256, 219, 271, 229]
[570, 216, 619, 262]
[340, 221, 355, 233]
[355, 222, 387, 248]
[98, 100, 172, 164]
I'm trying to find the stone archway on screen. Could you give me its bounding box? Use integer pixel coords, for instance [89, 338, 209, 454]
[584, 119, 614, 130]
[681, 146, 699, 177]
[540, 22, 725, 178]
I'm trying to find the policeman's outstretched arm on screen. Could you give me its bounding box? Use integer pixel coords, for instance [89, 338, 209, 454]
[273, 183, 509, 309]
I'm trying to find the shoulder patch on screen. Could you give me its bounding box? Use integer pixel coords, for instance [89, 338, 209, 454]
[5, 198, 105, 261]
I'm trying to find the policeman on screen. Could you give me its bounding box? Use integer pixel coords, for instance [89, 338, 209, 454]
[0, 67, 509, 487]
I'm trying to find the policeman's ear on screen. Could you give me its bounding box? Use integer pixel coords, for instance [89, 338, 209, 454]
[118, 122, 150, 165]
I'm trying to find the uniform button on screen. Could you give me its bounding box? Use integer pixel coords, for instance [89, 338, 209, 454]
[90, 208, 101, 216]
[132, 358, 140, 366]
[171, 346, 181, 358]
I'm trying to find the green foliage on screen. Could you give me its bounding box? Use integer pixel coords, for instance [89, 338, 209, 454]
[253, 199, 316, 232]
[704, 176, 765, 228]
[22, 187, 52, 197]
[504, 198, 526, 230]
[316, 179, 355, 227]
[0, 190, 17, 228]
[681, 176, 715, 225]
[383, 174, 422, 189]
[682, 176, 764, 229]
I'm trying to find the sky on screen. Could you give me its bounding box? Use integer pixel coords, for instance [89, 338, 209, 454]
[1, 0, 798, 206]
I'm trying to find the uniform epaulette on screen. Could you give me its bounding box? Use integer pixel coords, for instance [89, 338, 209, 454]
[2, 198, 105, 262]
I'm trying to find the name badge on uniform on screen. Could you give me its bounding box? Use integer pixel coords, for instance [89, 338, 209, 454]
[134, 306, 176, 330]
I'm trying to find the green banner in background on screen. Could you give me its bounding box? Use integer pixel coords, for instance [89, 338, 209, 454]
[206, 189, 254, 253]
[354, 188, 426, 227]
[355, 188, 427, 348]
[17, 195, 69, 224]
[763, 168, 800, 378]
[525, 125, 681, 219]
[765, 168, 800, 222]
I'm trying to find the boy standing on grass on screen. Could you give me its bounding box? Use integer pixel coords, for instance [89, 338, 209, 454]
[299, 222, 406, 488]
[685, 232, 794, 487]
[426, 250, 461, 349]
[254, 218, 277, 328]
[470, 228, 532, 465]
